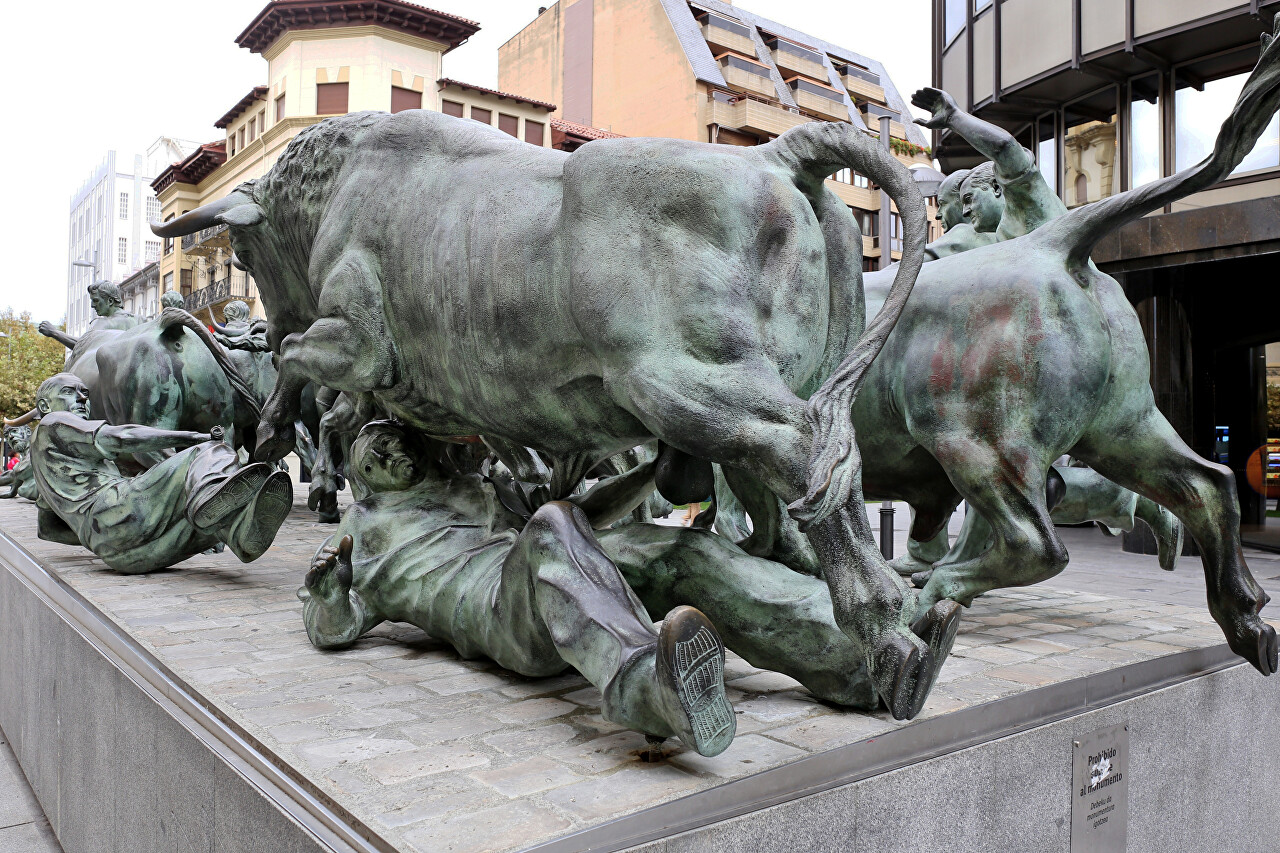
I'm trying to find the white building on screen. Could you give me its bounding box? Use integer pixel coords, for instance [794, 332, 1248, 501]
[66, 137, 197, 334]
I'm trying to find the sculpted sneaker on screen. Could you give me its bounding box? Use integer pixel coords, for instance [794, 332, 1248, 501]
[224, 471, 293, 562]
[656, 606, 735, 757]
[191, 463, 276, 530]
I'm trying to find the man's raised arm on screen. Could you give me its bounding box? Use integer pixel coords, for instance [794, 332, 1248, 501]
[912, 87, 1036, 179]
[94, 424, 211, 458]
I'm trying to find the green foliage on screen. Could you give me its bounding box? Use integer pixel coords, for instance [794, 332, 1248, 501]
[0, 309, 67, 420]
[1269, 382, 1280, 437]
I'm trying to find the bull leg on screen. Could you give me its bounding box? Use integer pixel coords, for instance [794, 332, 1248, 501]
[257, 253, 396, 463]
[609, 358, 956, 720]
[915, 441, 1068, 614]
[1073, 409, 1277, 675]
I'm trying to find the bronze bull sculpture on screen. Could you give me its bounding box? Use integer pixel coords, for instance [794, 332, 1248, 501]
[153, 112, 955, 720]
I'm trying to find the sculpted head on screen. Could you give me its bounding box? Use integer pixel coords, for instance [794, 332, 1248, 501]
[4, 425, 31, 453]
[935, 169, 970, 231]
[88, 281, 123, 317]
[959, 161, 1003, 233]
[36, 373, 91, 419]
[350, 421, 429, 494]
[160, 290, 186, 309]
[222, 300, 251, 324]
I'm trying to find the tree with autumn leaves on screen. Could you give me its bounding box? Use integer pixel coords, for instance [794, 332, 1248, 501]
[0, 308, 68, 421]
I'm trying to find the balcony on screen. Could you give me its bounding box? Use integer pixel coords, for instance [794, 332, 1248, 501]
[823, 179, 879, 210]
[185, 274, 253, 314]
[769, 39, 828, 83]
[700, 13, 757, 58]
[718, 54, 776, 99]
[789, 78, 849, 121]
[862, 103, 910, 143]
[180, 222, 230, 258]
[840, 65, 885, 103]
[710, 95, 808, 138]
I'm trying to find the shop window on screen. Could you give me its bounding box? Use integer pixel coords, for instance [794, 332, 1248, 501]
[1176, 70, 1280, 175]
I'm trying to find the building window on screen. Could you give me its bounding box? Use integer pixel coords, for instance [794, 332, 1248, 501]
[276, 93, 286, 122]
[238, 128, 246, 151]
[146, 197, 160, 221]
[180, 268, 193, 297]
[1037, 114, 1058, 194]
[525, 120, 545, 146]
[1129, 75, 1161, 189]
[117, 237, 128, 264]
[119, 192, 129, 219]
[1175, 70, 1280, 176]
[470, 106, 492, 124]
[163, 272, 173, 294]
[1063, 104, 1117, 208]
[442, 99, 464, 118]
[248, 120, 256, 143]
[945, 0, 966, 43]
[229, 133, 236, 156]
[499, 113, 519, 137]
[974, 0, 992, 11]
[391, 86, 421, 113]
[163, 214, 174, 255]
[317, 82, 349, 115]
[145, 240, 160, 263]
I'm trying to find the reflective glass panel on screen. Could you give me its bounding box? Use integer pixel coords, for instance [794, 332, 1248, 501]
[1176, 71, 1280, 175]
[1130, 76, 1161, 188]
[945, 0, 966, 43]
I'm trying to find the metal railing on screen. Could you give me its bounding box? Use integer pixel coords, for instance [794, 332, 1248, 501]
[185, 274, 253, 313]
[180, 223, 229, 252]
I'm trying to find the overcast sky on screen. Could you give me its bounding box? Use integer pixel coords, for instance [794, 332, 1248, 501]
[0, 0, 933, 322]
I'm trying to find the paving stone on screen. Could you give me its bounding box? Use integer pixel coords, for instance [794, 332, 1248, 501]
[403, 800, 571, 853]
[490, 698, 577, 724]
[469, 756, 583, 797]
[364, 744, 491, 786]
[241, 700, 341, 727]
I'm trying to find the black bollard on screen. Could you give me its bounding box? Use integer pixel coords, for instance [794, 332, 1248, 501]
[879, 500, 895, 560]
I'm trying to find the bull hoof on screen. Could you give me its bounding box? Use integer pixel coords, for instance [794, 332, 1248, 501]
[907, 600, 964, 717]
[255, 422, 297, 464]
[910, 569, 933, 589]
[1226, 618, 1278, 676]
[871, 632, 930, 721]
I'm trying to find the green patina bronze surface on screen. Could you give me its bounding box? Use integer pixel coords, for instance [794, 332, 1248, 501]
[1, 425, 36, 501]
[27, 372, 293, 573]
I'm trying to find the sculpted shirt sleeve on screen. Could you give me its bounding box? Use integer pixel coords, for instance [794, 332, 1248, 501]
[996, 153, 1069, 242]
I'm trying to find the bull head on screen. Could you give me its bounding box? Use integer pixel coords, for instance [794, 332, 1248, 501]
[149, 188, 264, 237]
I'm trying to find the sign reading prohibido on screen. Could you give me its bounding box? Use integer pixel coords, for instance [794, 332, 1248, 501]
[1070, 722, 1130, 852]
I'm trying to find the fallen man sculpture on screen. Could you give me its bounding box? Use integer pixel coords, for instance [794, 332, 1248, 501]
[0, 425, 36, 501]
[154, 104, 954, 720]
[29, 372, 292, 573]
[301, 423, 959, 752]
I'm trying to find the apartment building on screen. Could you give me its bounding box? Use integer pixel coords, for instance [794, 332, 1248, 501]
[65, 137, 195, 334]
[931, 0, 1280, 548]
[153, 0, 557, 323]
[499, 0, 943, 267]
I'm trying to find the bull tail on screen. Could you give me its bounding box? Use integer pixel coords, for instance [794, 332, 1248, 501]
[761, 121, 928, 528]
[157, 308, 263, 423]
[1054, 13, 1280, 270]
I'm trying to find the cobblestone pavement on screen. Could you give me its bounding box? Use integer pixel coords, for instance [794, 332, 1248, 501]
[1, 495, 1276, 853]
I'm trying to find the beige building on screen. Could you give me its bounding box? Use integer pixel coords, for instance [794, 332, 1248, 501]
[499, 0, 943, 266]
[153, 0, 555, 322]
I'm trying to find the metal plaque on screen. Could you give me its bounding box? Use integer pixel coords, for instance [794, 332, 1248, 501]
[1070, 722, 1130, 853]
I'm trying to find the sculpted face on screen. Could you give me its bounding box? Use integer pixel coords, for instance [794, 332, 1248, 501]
[960, 168, 1004, 233]
[37, 374, 91, 419]
[350, 425, 422, 493]
[935, 170, 968, 231]
[5, 426, 30, 453]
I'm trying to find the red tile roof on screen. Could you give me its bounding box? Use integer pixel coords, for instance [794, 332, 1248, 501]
[236, 0, 479, 55]
[214, 86, 270, 129]
[551, 118, 625, 141]
[437, 78, 556, 111]
[151, 141, 228, 194]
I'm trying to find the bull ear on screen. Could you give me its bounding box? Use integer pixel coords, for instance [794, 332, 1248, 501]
[217, 203, 265, 227]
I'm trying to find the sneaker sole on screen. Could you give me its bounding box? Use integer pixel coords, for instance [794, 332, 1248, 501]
[192, 464, 272, 529]
[231, 472, 293, 562]
[658, 606, 735, 757]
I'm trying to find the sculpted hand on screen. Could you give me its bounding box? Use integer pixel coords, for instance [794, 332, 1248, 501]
[37, 321, 58, 337]
[911, 87, 960, 129]
[306, 534, 354, 606]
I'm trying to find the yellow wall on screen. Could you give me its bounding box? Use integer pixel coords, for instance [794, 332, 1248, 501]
[498, 5, 565, 116]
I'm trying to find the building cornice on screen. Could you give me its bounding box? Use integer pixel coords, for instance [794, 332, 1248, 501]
[262, 23, 448, 60]
[437, 78, 557, 111]
[215, 86, 270, 129]
[237, 0, 478, 55]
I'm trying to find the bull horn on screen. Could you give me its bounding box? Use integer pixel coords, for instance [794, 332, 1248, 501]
[4, 409, 39, 427]
[230, 252, 248, 271]
[149, 191, 250, 238]
[211, 320, 230, 334]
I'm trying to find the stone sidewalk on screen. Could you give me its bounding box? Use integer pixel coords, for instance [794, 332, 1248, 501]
[1, 495, 1275, 853]
[0, 727, 61, 853]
